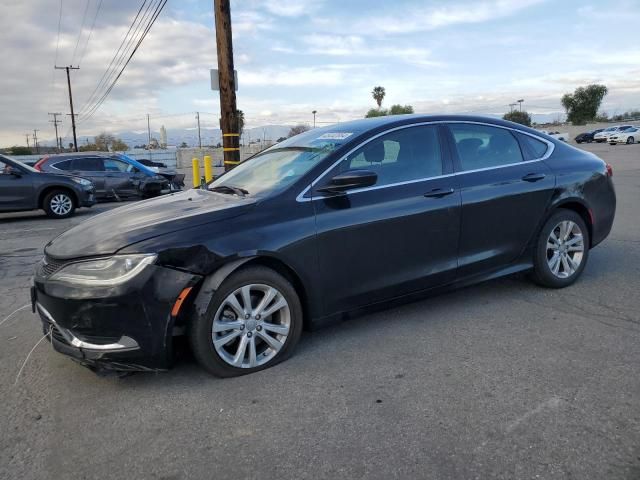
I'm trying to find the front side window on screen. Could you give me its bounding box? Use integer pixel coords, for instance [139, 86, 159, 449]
[337, 125, 442, 186]
[0, 159, 12, 175]
[104, 158, 132, 172]
[449, 123, 523, 171]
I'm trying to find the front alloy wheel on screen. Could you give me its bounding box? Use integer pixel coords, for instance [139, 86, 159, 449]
[189, 266, 303, 377]
[43, 189, 75, 218]
[532, 209, 589, 288]
[627, 136, 635, 144]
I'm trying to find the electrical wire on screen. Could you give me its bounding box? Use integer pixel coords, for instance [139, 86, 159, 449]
[71, 0, 91, 65]
[77, 0, 103, 67]
[77, 0, 149, 117]
[80, 0, 167, 122]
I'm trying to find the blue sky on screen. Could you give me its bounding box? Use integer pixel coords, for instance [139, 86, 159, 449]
[1, 0, 639, 145]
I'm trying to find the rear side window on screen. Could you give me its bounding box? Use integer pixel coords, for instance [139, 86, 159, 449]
[339, 125, 442, 186]
[52, 159, 73, 170]
[515, 132, 549, 160]
[72, 157, 104, 171]
[449, 123, 523, 171]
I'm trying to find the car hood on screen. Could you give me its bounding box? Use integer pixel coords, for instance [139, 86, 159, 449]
[44, 189, 256, 259]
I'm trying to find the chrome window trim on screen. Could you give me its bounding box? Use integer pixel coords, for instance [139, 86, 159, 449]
[295, 120, 554, 203]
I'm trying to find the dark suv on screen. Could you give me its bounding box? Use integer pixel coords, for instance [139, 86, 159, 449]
[35, 152, 183, 200]
[0, 155, 95, 218]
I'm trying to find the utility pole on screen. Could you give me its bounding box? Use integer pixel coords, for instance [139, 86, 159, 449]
[214, 0, 240, 171]
[55, 65, 79, 151]
[33, 129, 40, 154]
[312, 110, 317, 128]
[196, 111, 202, 148]
[146, 113, 151, 146]
[517, 99, 524, 112]
[25, 134, 30, 149]
[49, 113, 62, 152]
[508, 103, 517, 113]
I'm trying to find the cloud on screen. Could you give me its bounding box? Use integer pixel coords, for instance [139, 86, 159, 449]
[264, 0, 325, 17]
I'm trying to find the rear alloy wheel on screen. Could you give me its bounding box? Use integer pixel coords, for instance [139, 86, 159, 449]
[43, 190, 75, 218]
[627, 136, 635, 144]
[189, 266, 303, 377]
[532, 209, 589, 288]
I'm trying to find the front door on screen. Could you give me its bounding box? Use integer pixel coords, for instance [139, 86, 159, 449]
[312, 124, 461, 315]
[70, 157, 107, 196]
[0, 159, 34, 210]
[104, 157, 137, 197]
[444, 122, 556, 277]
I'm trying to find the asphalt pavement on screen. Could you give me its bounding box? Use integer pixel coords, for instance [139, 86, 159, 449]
[0, 143, 638, 479]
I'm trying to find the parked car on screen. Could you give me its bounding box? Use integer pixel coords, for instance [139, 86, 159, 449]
[137, 158, 168, 169]
[34, 152, 183, 200]
[539, 130, 569, 142]
[593, 125, 634, 143]
[608, 127, 639, 144]
[575, 129, 604, 143]
[32, 115, 616, 377]
[0, 154, 95, 218]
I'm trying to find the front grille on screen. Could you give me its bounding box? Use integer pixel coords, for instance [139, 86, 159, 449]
[39, 256, 67, 277]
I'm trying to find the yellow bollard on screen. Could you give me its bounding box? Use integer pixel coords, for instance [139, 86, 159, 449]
[204, 155, 213, 183]
[192, 158, 200, 188]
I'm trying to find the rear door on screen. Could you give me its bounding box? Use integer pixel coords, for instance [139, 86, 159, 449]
[70, 157, 107, 196]
[0, 158, 34, 210]
[104, 157, 137, 197]
[444, 122, 555, 277]
[312, 124, 461, 314]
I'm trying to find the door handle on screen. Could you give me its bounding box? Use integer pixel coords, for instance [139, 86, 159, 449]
[522, 173, 546, 182]
[424, 187, 455, 198]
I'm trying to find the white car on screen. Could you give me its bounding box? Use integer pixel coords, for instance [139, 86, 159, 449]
[539, 130, 569, 141]
[609, 127, 639, 144]
[594, 125, 634, 143]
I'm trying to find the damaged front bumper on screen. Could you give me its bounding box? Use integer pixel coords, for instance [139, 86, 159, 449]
[32, 263, 201, 373]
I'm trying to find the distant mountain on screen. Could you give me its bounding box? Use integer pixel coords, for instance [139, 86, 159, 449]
[40, 125, 294, 148]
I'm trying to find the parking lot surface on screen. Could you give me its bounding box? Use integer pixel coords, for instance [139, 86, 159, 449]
[1, 143, 639, 480]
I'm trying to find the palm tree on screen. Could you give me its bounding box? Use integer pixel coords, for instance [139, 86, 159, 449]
[372, 86, 386, 108]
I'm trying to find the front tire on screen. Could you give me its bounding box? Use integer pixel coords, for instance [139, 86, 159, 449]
[189, 266, 303, 377]
[43, 190, 75, 218]
[531, 209, 589, 288]
[627, 136, 635, 144]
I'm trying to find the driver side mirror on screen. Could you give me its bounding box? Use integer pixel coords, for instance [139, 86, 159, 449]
[316, 169, 377, 194]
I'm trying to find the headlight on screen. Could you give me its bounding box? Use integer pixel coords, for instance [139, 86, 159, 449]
[50, 254, 157, 286]
[71, 177, 92, 186]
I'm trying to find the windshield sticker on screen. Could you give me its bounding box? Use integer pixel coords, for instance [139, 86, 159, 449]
[317, 132, 353, 140]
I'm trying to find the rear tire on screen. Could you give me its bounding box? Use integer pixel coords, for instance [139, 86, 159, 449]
[43, 189, 75, 218]
[531, 209, 589, 288]
[189, 266, 303, 377]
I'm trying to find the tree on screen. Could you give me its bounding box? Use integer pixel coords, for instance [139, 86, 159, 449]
[78, 143, 99, 152]
[365, 104, 414, 118]
[372, 86, 386, 108]
[561, 84, 608, 125]
[503, 110, 532, 126]
[389, 104, 414, 115]
[94, 132, 115, 151]
[8, 146, 32, 155]
[111, 138, 129, 151]
[237, 110, 245, 137]
[287, 124, 311, 138]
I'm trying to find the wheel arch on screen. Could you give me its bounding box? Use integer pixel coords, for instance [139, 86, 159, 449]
[191, 254, 312, 330]
[38, 185, 78, 209]
[548, 199, 594, 247]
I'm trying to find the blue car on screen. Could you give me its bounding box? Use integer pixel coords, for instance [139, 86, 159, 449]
[35, 152, 183, 200]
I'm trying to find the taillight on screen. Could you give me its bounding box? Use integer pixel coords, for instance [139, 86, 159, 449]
[605, 163, 613, 177]
[33, 157, 46, 171]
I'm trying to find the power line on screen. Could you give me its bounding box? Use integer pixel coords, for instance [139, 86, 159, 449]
[71, 0, 91, 65]
[80, 0, 167, 122]
[78, 0, 103, 66]
[77, 0, 149, 117]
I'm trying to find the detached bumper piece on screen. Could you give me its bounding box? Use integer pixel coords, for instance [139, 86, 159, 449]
[33, 264, 201, 374]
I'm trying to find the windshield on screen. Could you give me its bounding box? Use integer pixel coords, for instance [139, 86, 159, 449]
[209, 127, 357, 197]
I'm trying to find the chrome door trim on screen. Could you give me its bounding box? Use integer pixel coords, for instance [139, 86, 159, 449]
[296, 120, 555, 203]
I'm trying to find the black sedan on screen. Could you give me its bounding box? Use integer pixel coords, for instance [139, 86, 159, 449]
[32, 115, 616, 377]
[0, 155, 95, 218]
[575, 129, 604, 144]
